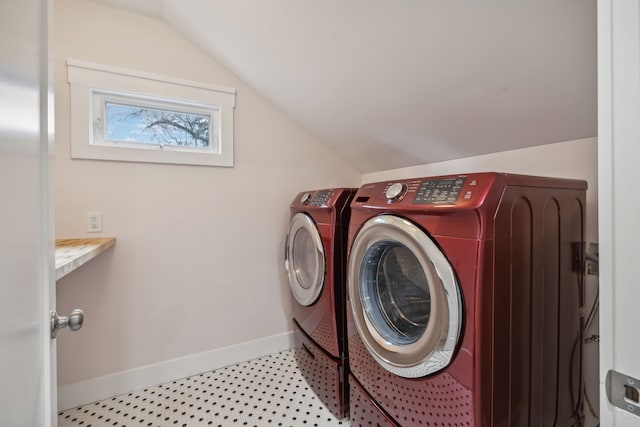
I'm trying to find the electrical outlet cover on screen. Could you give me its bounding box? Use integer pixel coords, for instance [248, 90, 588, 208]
[86, 212, 102, 233]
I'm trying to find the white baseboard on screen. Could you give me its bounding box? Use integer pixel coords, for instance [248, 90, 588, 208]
[57, 331, 294, 411]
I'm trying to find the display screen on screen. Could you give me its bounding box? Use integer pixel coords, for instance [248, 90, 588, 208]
[309, 190, 332, 206]
[413, 177, 466, 204]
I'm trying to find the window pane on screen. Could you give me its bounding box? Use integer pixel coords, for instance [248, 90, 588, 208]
[105, 101, 212, 148]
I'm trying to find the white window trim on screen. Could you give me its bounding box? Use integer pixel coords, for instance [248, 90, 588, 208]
[67, 59, 236, 167]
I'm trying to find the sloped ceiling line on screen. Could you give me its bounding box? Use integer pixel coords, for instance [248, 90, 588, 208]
[90, 0, 597, 172]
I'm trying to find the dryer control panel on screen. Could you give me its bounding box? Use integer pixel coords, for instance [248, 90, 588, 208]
[292, 188, 357, 209]
[303, 190, 334, 207]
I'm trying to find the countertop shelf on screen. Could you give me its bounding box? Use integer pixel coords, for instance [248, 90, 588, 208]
[55, 237, 116, 281]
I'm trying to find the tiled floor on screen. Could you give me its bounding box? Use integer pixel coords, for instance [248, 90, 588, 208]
[58, 350, 348, 427]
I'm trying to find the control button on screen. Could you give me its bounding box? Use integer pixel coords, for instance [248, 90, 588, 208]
[386, 183, 408, 202]
[464, 191, 473, 200]
[300, 193, 312, 205]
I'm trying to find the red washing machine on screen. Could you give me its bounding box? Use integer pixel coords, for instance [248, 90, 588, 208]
[346, 173, 587, 426]
[285, 188, 356, 420]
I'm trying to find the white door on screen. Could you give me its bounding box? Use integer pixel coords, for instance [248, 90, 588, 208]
[599, 0, 640, 424]
[0, 0, 56, 425]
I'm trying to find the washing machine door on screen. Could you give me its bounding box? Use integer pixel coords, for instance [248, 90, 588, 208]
[349, 214, 463, 378]
[285, 212, 326, 306]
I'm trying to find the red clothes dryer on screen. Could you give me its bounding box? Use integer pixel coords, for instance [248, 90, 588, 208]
[346, 173, 586, 426]
[285, 188, 356, 419]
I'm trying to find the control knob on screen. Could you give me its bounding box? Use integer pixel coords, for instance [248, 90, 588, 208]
[300, 193, 312, 205]
[385, 183, 407, 203]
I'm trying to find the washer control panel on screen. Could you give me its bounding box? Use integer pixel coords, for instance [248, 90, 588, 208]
[358, 173, 498, 211]
[413, 177, 466, 205]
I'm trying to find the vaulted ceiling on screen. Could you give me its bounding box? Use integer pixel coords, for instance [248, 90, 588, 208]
[90, 0, 597, 173]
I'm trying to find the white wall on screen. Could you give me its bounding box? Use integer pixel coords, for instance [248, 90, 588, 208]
[54, 0, 359, 408]
[362, 137, 599, 426]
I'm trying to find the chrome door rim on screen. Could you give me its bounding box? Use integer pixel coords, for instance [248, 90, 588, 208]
[348, 214, 462, 378]
[285, 212, 325, 306]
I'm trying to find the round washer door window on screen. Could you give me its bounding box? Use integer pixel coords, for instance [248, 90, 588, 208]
[349, 214, 462, 378]
[285, 213, 325, 306]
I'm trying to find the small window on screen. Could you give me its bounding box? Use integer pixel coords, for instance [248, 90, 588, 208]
[68, 59, 235, 167]
[93, 89, 218, 152]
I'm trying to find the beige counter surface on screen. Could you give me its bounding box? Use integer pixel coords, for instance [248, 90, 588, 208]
[55, 238, 116, 281]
